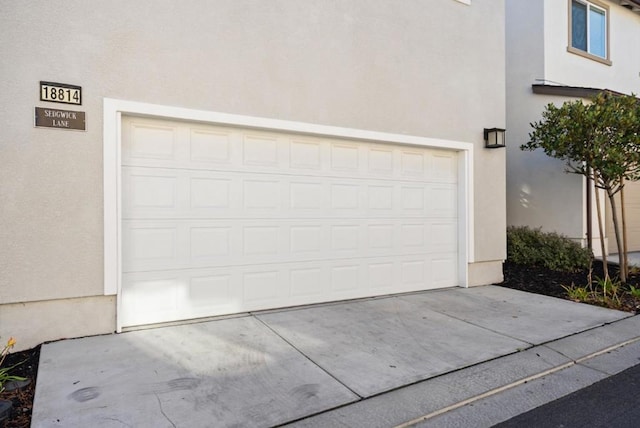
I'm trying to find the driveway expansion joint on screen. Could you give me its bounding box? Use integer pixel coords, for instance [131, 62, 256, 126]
[253, 313, 363, 400]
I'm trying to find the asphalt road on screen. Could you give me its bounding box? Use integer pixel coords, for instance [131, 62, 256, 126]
[494, 363, 640, 428]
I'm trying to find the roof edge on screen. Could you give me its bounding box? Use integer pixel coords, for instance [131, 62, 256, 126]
[618, 0, 640, 13]
[531, 84, 627, 98]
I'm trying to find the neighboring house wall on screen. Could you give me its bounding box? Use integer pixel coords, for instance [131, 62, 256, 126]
[0, 0, 506, 351]
[606, 181, 640, 253]
[506, 0, 640, 252]
[544, 0, 640, 94]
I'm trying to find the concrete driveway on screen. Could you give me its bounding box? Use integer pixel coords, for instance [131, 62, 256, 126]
[32, 286, 633, 427]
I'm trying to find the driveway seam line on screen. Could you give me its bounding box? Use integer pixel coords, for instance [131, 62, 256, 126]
[399, 301, 534, 346]
[251, 313, 363, 399]
[398, 291, 634, 348]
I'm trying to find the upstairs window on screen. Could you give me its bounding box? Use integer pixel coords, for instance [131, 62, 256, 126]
[569, 0, 611, 64]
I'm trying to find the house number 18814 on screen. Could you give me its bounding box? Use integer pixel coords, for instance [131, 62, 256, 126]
[40, 81, 82, 105]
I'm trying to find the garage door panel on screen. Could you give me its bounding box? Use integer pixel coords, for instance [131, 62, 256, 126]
[401, 186, 426, 212]
[121, 276, 181, 326]
[121, 116, 461, 327]
[290, 139, 323, 170]
[190, 226, 232, 259]
[243, 179, 281, 210]
[368, 262, 395, 292]
[123, 218, 448, 273]
[431, 221, 458, 253]
[431, 151, 458, 183]
[368, 148, 394, 176]
[242, 269, 286, 307]
[367, 185, 394, 211]
[290, 181, 326, 210]
[123, 119, 457, 184]
[429, 184, 458, 218]
[122, 271, 244, 327]
[242, 133, 281, 167]
[329, 264, 364, 297]
[124, 170, 451, 220]
[401, 259, 428, 288]
[190, 177, 232, 209]
[330, 183, 361, 211]
[330, 143, 361, 173]
[401, 223, 428, 251]
[127, 122, 178, 161]
[127, 227, 177, 260]
[123, 170, 180, 212]
[367, 224, 395, 250]
[400, 150, 427, 178]
[121, 222, 180, 272]
[330, 224, 360, 253]
[189, 127, 234, 164]
[289, 267, 325, 298]
[290, 225, 324, 254]
[433, 256, 459, 288]
[242, 225, 281, 256]
[120, 253, 457, 327]
[185, 274, 235, 316]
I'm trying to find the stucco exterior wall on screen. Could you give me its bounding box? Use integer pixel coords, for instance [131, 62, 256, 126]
[543, 0, 640, 94]
[0, 296, 116, 352]
[506, 0, 639, 249]
[505, 0, 545, 90]
[506, 95, 587, 240]
[506, 0, 584, 239]
[1, 0, 506, 348]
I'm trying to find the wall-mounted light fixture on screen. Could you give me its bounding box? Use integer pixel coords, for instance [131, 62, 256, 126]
[484, 128, 506, 149]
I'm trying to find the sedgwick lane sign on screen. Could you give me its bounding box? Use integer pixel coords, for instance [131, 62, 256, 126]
[35, 107, 86, 131]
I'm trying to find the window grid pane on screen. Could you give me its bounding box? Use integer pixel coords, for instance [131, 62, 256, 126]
[571, 0, 588, 52]
[589, 6, 606, 57]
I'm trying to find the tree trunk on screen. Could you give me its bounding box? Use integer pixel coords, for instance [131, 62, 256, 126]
[621, 182, 629, 281]
[607, 187, 626, 283]
[594, 174, 609, 282]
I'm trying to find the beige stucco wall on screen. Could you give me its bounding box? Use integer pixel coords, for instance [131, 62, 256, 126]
[506, 0, 640, 249]
[467, 261, 505, 287]
[606, 180, 640, 253]
[0, 296, 116, 352]
[1, 0, 506, 347]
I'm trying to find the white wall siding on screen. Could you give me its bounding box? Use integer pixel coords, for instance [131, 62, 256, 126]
[543, 0, 640, 94]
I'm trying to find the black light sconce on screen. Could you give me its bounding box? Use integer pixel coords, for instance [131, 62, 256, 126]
[484, 128, 506, 149]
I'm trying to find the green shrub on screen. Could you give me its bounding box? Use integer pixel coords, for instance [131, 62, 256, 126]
[507, 226, 592, 272]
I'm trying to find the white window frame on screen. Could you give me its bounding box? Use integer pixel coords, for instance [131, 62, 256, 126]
[567, 0, 612, 65]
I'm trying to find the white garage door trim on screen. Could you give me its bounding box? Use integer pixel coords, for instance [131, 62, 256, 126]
[103, 98, 474, 332]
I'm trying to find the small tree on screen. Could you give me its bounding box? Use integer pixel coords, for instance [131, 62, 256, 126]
[522, 93, 640, 283]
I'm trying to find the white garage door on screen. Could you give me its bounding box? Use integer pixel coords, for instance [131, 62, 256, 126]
[120, 116, 459, 327]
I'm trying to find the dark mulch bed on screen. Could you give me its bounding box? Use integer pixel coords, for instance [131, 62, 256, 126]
[1, 345, 40, 428]
[499, 260, 640, 314]
[1, 260, 638, 427]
